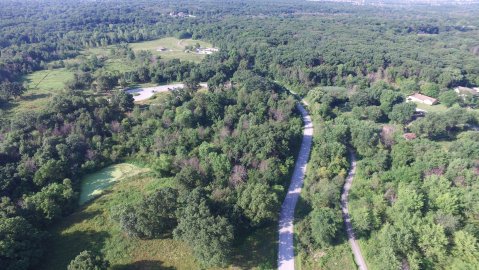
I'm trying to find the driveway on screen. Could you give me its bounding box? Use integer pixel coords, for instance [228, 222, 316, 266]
[341, 151, 368, 270]
[278, 101, 313, 270]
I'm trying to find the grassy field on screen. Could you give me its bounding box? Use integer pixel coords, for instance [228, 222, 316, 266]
[79, 163, 150, 205]
[296, 243, 356, 270]
[129, 37, 214, 62]
[3, 37, 213, 116]
[414, 102, 448, 113]
[42, 162, 277, 270]
[3, 68, 74, 115]
[414, 102, 479, 114]
[41, 171, 192, 270]
[24, 68, 73, 91]
[231, 226, 277, 269]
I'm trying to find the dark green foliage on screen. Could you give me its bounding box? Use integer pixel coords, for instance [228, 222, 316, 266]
[93, 71, 118, 92]
[380, 90, 404, 114]
[350, 120, 381, 157]
[439, 90, 460, 107]
[113, 188, 178, 238]
[388, 102, 416, 124]
[420, 82, 440, 98]
[0, 216, 45, 270]
[299, 115, 350, 256]
[310, 208, 343, 247]
[174, 190, 234, 267]
[22, 179, 76, 225]
[410, 108, 475, 139]
[237, 182, 280, 227]
[110, 91, 134, 113]
[0, 81, 25, 102]
[352, 106, 385, 122]
[66, 72, 94, 91]
[1, 0, 479, 269]
[67, 250, 109, 270]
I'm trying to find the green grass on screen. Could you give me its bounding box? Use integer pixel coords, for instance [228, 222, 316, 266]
[231, 226, 278, 269]
[24, 68, 73, 91]
[85, 37, 213, 63]
[41, 170, 195, 270]
[414, 102, 479, 114]
[129, 37, 214, 62]
[3, 68, 74, 115]
[414, 102, 448, 113]
[3, 37, 213, 117]
[43, 163, 277, 270]
[103, 58, 136, 73]
[296, 243, 356, 270]
[79, 163, 150, 205]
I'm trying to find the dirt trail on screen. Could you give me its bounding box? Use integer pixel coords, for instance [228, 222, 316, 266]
[278, 100, 313, 270]
[341, 151, 368, 270]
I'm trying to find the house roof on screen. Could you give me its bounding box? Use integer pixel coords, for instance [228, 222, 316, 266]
[408, 93, 437, 103]
[403, 133, 417, 140]
[455, 86, 479, 95]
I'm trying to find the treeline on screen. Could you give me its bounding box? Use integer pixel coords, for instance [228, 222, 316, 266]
[0, 0, 218, 93]
[58, 44, 241, 94]
[0, 0, 339, 87]
[193, 7, 479, 100]
[3, 0, 479, 105]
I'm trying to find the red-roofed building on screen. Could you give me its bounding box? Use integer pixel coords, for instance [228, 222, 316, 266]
[403, 133, 417, 141]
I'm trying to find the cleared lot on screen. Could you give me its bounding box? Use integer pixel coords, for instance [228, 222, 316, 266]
[127, 83, 208, 101]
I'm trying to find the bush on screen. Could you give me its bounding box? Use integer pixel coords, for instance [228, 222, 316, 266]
[310, 208, 343, 247]
[67, 250, 109, 270]
[112, 188, 178, 238]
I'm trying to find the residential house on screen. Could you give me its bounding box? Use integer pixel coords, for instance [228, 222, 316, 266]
[407, 93, 438, 105]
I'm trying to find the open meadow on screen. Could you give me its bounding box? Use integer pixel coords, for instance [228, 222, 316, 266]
[2, 68, 74, 115]
[129, 37, 214, 62]
[79, 163, 151, 205]
[3, 37, 214, 117]
[41, 163, 194, 270]
[41, 162, 278, 270]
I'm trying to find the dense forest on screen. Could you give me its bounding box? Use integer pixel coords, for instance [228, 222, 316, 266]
[295, 83, 479, 269]
[1, 0, 479, 269]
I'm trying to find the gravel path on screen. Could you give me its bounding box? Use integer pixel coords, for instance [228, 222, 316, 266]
[278, 101, 313, 270]
[341, 151, 368, 270]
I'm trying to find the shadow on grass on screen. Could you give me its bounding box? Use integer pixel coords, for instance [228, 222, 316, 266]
[43, 228, 109, 270]
[231, 225, 278, 269]
[111, 260, 176, 270]
[127, 84, 143, 89]
[21, 93, 51, 101]
[0, 100, 17, 111]
[294, 194, 312, 220]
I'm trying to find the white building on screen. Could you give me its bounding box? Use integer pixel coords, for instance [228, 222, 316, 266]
[454, 86, 479, 97]
[407, 93, 438, 105]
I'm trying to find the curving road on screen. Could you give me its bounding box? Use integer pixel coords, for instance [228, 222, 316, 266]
[278, 100, 313, 270]
[341, 151, 368, 270]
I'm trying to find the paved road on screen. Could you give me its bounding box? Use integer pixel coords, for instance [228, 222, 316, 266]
[341, 151, 368, 270]
[278, 100, 313, 270]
